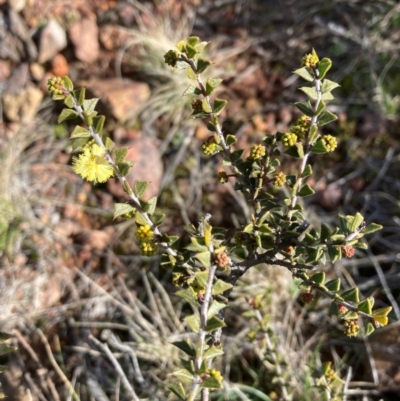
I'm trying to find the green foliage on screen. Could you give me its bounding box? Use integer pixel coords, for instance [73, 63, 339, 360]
[0, 332, 16, 397]
[47, 35, 391, 400]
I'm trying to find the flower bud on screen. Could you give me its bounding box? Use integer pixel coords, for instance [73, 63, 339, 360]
[249, 144, 266, 159]
[321, 135, 337, 152]
[282, 132, 297, 148]
[164, 49, 179, 67]
[273, 171, 286, 187]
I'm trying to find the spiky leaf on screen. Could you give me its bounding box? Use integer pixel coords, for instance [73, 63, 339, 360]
[213, 99, 228, 115]
[58, 108, 78, 123]
[134, 180, 148, 198]
[365, 322, 375, 336]
[341, 288, 360, 303]
[298, 184, 315, 197]
[205, 316, 226, 332]
[113, 147, 128, 163]
[70, 125, 90, 138]
[363, 223, 383, 235]
[73, 88, 85, 106]
[294, 67, 314, 82]
[197, 58, 212, 74]
[318, 58, 332, 79]
[325, 278, 341, 292]
[358, 297, 374, 315]
[350, 212, 364, 233]
[299, 86, 318, 100]
[301, 164, 313, 178]
[171, 369, 194, 383]
[166, 383, 186, 400]
[172, 340, 196, 357]
[285, 143, 304, 158]
[212, 279, 233, 295]
[82, 98, 99, 114]
[92, 115, 105, 133]
[61, 75, 74, 91]
[207, 300, 226, 319]
[206, 78, 223, 96]
[195, 251, 211, 268]
[321, 79, 340, 93]
[372, 306, 392, 318]
[113, 203, 135, 219]
[201, 376, 223, 389]
[0, 343, 16, 356]
[317, 110, 337, 126]
[135, 212, 149, 226]
[105, 136, 115, 151]
[311, 140, 329, 154]
[203, 346, 224, 360]
[64, 94, 74, 108]
[294, 101, 313, 117]
[184, 314, 201, 333]
[117, 161, 131, 177]
[311, 272, 325, 284]
[176, 288, 199, 308]
[226, 134, 237, 146]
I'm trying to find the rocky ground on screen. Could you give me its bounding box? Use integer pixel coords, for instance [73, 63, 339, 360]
[1, 0, 400, 400]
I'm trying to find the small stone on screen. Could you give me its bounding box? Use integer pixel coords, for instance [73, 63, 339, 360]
[76, 227, 115, 251]
[29, 62, 45, 81]
[0, 7, 37, 62]
[0, 60, 11, 81]
[83, 78, 151, 123]
[99, 24, 129, 51]
[316, 183, 343, 210]
[107, 134, 163, 199]
[37, 19, 67, 63]
[51, 53, 69, 76]
[3, 86, 43, 122]
[8, 0, 26, 11]
[69, 18, 99, 63]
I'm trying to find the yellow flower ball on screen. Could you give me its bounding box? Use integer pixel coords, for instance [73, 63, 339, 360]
[72, 143, 114, 183]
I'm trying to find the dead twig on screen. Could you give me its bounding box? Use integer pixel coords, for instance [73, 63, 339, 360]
[89, 334, 140, 401]
[37, 328, 80, 401]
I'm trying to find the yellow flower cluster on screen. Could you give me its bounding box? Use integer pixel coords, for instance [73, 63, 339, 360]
[273, 171, 286, 187]
[282, 132, 297, 148]
[136, 225, 154, 242]
[136, 225, 157, 256]
[301, 49, 319, 68]
[290, 115, 311, 140]
[208, 368, 223, 385]
[321, 135, 338, 152]
[343, 319, 359, 337]
[201, 141, 220, 156]
[47, 76, 65, 96]
[72, 142, 114, 183]
[324, 363, 338, 382]
[140, 241, 157, 256]
[121, 209, 136, 219]
[249, 144, 266, 160]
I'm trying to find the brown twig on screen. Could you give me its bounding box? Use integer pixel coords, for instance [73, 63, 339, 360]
[37, 329, 80, 401]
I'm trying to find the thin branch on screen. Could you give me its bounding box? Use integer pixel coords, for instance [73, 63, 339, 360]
[188, 264, 218, 401]
[89, 334, 140, 401]
[254, 310, 290, 400]
[101, 329, 146, 387]
[288, 66, 322, 216]
[37, 329, 80, 401]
